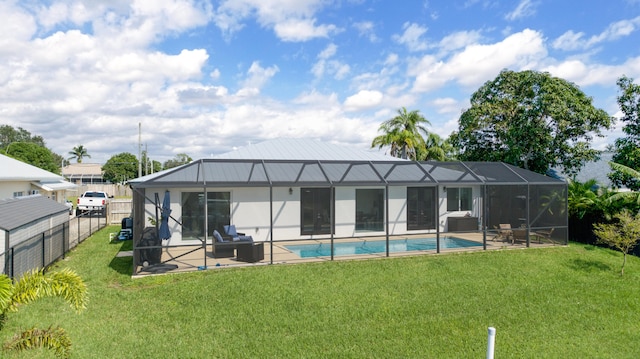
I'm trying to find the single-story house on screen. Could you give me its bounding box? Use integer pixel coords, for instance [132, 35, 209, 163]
[62, 163, 106, 184]
[0, 154, 76, 203]
[128, 139, 567, 271]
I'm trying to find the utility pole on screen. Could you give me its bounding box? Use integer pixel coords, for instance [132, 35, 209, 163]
[138, 123, 142, 178]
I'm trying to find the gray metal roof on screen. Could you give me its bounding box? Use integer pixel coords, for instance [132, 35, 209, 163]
[130, 159, 565, 188]
[0, 195, 69, 231]
[214, 138, 399, 161]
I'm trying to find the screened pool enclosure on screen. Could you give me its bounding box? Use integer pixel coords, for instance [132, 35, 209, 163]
[128, 159, 567, 275]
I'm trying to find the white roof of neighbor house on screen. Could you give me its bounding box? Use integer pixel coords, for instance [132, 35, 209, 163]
[214, 138, 399, 161]
[0, 154, 64, 182]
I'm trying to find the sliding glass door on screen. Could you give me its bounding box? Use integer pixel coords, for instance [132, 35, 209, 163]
[407, 187, 436, 230]
[301, 188, 333, 235]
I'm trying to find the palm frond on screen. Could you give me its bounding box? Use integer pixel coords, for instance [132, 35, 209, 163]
[0, 275, 13, 313]
[3, 326, 72, 358]
[7, 269, 87, 313]
[609, 161, 640, 178]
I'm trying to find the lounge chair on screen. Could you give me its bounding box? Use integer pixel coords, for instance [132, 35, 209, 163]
[532, 228, 555, 244]
[512, 227, 528, 244]
[492, 224, 513, 242]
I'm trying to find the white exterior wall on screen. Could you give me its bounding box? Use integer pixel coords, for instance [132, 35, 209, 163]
[157, 185, 485, 245]
[437, 185, 483, 232]
[232, 187, 277, 241]
[0, 181, 69, 203]
[0, 181, 31, 200]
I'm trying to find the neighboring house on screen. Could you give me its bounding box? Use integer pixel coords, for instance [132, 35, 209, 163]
[0, 195, 70, 278]
[0, 154, 76, 202]
[129, 139, 567, 246]
[62, 163, 106, 184]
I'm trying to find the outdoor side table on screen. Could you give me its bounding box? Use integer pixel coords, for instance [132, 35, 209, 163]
[236, 242, 264, 263]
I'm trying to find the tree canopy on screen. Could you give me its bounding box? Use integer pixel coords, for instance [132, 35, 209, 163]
[450, 70, 613, 175]
[163, 153, 193, 169]
[0, 125, 64, 172]
[371, 107, 431, 160]
[3, 142, 60, 174]
[0, 125, 45, 149]
[609, 76, 640, 190]
[102, 152, 139, 183]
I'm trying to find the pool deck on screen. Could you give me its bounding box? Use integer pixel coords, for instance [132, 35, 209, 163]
[129, 231, 563, 277]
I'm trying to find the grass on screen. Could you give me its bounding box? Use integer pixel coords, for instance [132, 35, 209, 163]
[2, 226, 640, 358]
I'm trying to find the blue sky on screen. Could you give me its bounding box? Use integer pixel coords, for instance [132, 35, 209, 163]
[2, 0, 640, 164]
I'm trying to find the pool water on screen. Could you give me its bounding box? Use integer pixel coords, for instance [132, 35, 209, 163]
[285, 237, 482, 258]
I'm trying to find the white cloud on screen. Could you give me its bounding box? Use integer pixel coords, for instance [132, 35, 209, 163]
[505, 0, 538, 21]
[343, 90, 384, 111]
[393, 22, 429, 52]
[214, 0, 339, 42]
[274, 18, 339, 41]
[553, 16, 640, 51]
[0, 2, 37, 45]
[543, 56, 640, 87]
[312, 44, 350, 80]
[353, 21, 378, 42]
[240, 61, 279, 93]
[552, 30, 585, 51]
[438, 30, 483, 53]
[411, 29, 547, 92]
[431, 97, 460, 114]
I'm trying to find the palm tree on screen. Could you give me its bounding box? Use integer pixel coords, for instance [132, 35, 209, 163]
[423, 133, 455, 161]
[607, 162, 640, 208]
[567, 178, 601, 220]
[0, 268, 87, 358]
[371, 107, 431, 160]
[68, 145, 91, 163]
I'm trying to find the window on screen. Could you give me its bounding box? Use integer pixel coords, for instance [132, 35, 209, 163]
[407, 187, 436, 230]
[301, 188, 333, 235]
[181, 191, 230, 240]
[355, 189, 384, 232]
[13, 192, 24, 198]
[447, 187, 472, 212]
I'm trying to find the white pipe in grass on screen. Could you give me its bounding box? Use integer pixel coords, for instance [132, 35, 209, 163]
[487, 327, 496, 359]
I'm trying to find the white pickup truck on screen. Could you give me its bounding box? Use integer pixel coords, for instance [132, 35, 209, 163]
[76, 191, 111, 216]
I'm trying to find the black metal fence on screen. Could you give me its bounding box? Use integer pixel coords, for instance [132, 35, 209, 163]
[1, 211, 108, 279]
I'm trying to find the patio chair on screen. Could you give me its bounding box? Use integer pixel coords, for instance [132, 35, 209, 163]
[512, 226, 528, 244]
[532, 228, 555, 244]
[223, 224, 254, 242]
[492, 224, 513, 242]
[211, 230, 236, 258]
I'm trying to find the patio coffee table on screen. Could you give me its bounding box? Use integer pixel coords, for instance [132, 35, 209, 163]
[236, 242, 264, 263]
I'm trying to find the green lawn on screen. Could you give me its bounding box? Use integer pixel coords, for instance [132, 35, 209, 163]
[2, 226, 640, 358]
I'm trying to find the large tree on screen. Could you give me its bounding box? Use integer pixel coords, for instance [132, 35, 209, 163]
[163, 153, 193, 169]
[4, 142, 60, 174]
[0, 125, 64, 171]
[423, 133, 456, 161]
[0, 125, 45, 149]
[68, 145, 91, 163]
[102, 152, 139, 183]
[371, 107, 431, 160]
[450, 70, 613, 175]
[609, 76, 640, 190]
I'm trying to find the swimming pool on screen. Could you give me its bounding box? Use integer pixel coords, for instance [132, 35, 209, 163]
[284, 237, 482, 258]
